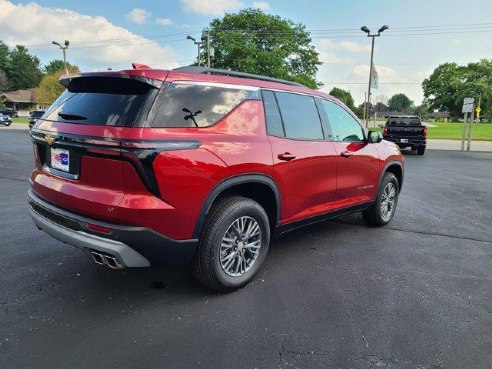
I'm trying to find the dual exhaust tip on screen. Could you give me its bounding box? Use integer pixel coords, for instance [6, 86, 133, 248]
[90, 250, 123, 269]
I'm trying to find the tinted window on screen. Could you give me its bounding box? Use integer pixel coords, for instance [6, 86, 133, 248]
[321, 100, 364, 142]
[275, 92, 323, 140]
[262, 90, 284, 137]
[386, 117, 421, 126]
[43, 77, 158, 126]
[152, 83, 259, 128]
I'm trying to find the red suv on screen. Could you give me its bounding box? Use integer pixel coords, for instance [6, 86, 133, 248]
[29, 65, 404, 292]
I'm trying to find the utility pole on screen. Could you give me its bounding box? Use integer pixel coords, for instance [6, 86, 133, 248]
[360, 25, 388, 127]
[186, 35, 202, 66]
[52, 40, 70, 74]
[202, 30, 211, 68]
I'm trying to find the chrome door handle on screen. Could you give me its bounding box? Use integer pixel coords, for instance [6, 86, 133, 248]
[278, 153, 296, 161]
[340, 151, 353, 158]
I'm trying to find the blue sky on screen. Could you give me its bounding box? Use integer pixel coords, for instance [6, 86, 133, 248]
[0, 0, 491, 105]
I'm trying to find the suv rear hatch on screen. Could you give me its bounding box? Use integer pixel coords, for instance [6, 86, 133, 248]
[30, 73, 167, 224]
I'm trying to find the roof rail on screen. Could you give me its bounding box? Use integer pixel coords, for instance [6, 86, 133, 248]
[173, 66, 307, 88]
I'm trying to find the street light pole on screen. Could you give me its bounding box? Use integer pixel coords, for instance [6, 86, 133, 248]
[186, 35, 203, 66]
[52, 40, 70, 74]
[361, 25, 388, 127]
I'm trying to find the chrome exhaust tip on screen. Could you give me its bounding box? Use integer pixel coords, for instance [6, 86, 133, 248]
[104, 255, 123, 269]
[91, 251, 105, 266]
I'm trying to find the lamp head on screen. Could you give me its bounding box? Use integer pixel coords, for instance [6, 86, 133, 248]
[52, 41, 60, 46]
[186, 35, 196, 42]
[378, 25, 389, 34]
[64, 40, 69, 47]
[360, 26, 370, 34]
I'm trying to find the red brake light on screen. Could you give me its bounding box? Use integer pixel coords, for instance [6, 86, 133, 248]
[383, 126, 389, 137]
[87, 223, 112, 234]
[422, 126, 427, 138]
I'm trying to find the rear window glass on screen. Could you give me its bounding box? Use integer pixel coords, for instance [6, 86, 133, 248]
[386, 117, 421, 126]
[43, 77, 159, 126]
[151, 83, 260, 128]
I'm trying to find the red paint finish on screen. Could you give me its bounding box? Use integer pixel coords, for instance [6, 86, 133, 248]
[29, 67, 403, 247]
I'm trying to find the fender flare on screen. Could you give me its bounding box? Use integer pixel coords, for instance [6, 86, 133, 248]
[380, 160, 404, 192]
[192, 174, 281, 238]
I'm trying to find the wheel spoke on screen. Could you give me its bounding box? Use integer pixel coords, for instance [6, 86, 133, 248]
[219, 216, 262, 277]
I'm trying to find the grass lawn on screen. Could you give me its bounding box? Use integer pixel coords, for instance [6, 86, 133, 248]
[12, 117, 28, 124]
[427, 122, 492, 141]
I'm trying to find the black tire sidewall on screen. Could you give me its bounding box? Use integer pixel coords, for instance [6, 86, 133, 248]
[374, 173, 399, 225]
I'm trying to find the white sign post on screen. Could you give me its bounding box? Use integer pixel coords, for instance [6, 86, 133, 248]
[461, 98, 474, 151]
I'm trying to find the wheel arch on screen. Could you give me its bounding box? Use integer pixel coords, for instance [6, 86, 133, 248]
[382, 161, 404, 192]
[193, 174, 281, 238]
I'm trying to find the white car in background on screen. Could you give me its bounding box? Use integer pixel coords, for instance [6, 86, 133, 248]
[0, 114, 12, 126]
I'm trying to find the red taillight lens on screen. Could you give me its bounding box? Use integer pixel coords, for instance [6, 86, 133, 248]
[87, 223, 112, 234]
[383, 127, 389, 137]
[422, 126, 427, 138]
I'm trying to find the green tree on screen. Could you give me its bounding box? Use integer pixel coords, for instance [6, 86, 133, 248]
[44, 59, 75, 74]
[7, 45, 43, 90]
[37, 65, 80, 105]
[423, 60, 492, 121]
[329, 87, 355, 110]
[205, 8, 322, 89]
[388, 93, 413, 113]
[422, 62, 465, 119]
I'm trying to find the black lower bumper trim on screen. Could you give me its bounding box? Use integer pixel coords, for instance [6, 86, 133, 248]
[28, 189, 197, 266]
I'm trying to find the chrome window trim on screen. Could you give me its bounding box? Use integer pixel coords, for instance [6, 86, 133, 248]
[170, 80, 260, 92]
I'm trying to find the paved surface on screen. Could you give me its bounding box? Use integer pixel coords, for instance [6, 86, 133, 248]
[1, 129, 491, 369]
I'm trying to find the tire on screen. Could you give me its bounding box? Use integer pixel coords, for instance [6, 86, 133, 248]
[192, 196, 270, 292]
[362, 172, 399, 227]
[5, 122, 11, 126]
[417, 146, 425, 155]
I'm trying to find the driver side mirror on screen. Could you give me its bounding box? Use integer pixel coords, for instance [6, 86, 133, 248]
[368, 130, 382, 143]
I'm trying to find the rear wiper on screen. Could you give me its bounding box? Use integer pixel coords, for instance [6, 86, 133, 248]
[57, 112, 87, 120]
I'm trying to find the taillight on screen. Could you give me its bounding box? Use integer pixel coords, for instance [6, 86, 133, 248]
[383, 126, 389, 137]
[422, 126, 427, 138]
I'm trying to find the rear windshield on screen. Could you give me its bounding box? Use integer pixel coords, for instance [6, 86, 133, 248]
[386, 117, 421, 126]
[43, 76, 160, 126]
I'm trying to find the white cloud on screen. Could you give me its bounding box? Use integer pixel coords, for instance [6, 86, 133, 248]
[318, 51, 355, 65]
[181, 0, 244, 15]
[125, 8, 151, 24]
[318, 39, 336, 49]
[156, 18, 173, 26]
[0, 0, 179, 71]
[338, 41, 371, 53]
[253, 1, 270, 10]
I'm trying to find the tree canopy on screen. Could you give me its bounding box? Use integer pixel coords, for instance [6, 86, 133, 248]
[422, 59, 492, 121]
[44, 59, 76, 75]
[205, 8, 322, 89]
[0, 41, 44, 91]
[37, 65, 80, 105]
[388, 93, 413, 113]
[329, 87, 355, 110]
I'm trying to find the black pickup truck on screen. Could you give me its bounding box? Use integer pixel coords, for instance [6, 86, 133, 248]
[382, 115, 427, 155]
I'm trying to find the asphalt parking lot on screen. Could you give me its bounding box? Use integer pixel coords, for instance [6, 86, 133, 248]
[1, 129, 491, 369]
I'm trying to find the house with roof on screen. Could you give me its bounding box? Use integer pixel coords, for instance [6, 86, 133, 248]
[0, 88, 48, 116]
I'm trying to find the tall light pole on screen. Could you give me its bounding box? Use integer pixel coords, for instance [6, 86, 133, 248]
[52, 40, 70, 75]
[186, 35, 203, 66]
[361, 25, 388, 127]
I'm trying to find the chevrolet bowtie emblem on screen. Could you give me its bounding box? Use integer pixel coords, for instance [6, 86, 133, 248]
[45, 136, 55, 146]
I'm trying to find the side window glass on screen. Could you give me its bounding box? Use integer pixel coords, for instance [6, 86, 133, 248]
[275, 92, 323, 140]
[321, 100, 364, 142]
[152, 83, 259, 128]
[262, 90, 284, 137]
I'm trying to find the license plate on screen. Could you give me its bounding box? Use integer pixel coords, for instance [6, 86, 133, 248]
[51, 148, 70, 172]
[400, 139, 408, 143]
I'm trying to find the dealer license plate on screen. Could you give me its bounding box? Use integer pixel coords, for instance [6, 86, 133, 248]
[50, 148, 70, 172]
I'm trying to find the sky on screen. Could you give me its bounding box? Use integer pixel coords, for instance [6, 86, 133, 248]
[0, 0, 491, 106]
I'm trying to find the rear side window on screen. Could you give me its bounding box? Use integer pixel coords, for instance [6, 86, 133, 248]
[321, 100, 364, 142]
[275, 92, 323, 140]
[43, 76, 159, 126]
[262, 90, 284, 137]
[151, 83, 260, 128]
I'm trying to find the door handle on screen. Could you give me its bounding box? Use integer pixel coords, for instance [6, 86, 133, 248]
[278, 152, 296, 161]
[340, 151, 353, 158]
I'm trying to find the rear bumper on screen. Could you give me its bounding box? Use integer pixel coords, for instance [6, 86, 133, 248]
[384, 137, 426, 148]
[28, 189, 198, 267]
